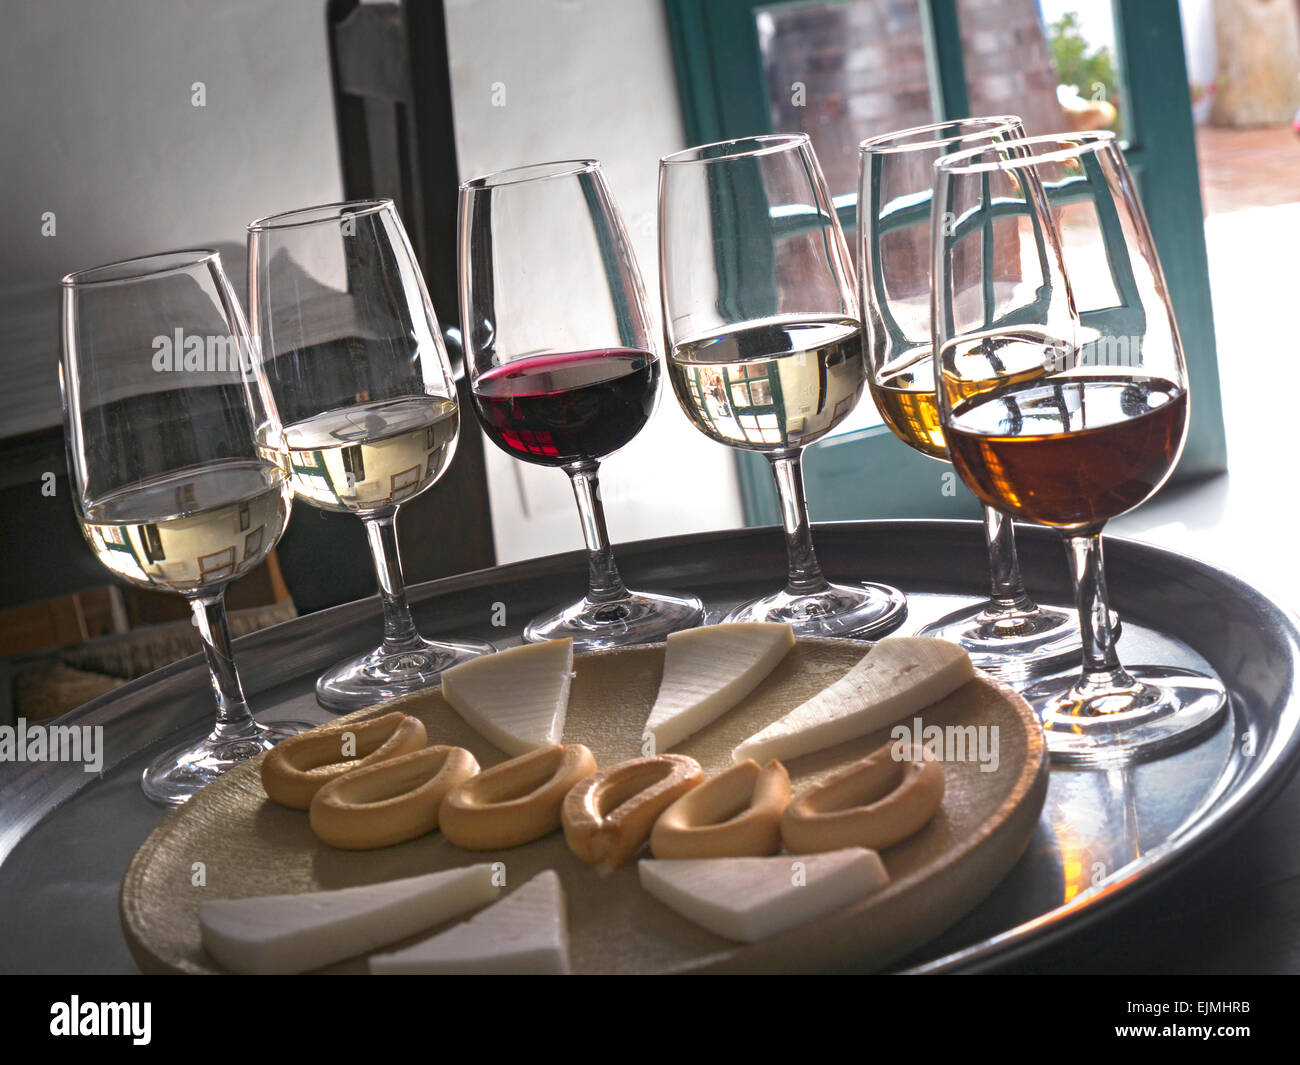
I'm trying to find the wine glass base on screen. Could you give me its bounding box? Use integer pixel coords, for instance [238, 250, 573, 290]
[315, 636, 496, 711]
[917, 603, 1118, 678]
[524, 590, 704, 651]
[1023, 665, 1229, 766]
[142, 718, 314, 806]
[724, 581, 907, 639]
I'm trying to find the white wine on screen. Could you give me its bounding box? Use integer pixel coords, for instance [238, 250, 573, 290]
[668, 315, 865, 452]
[282, 396, 459, 515]
[80, 460, 291, 595]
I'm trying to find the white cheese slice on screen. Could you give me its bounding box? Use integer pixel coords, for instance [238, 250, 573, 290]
[638, 848, 889, 943]
[440, 638, 574, 756]
[199, 864, 500, 974]
[370, 870, 569, 974]
[732, 637, 974, 765]
[642, 622, 794, 752]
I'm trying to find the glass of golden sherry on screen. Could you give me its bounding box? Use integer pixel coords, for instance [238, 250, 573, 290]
[859, 116, 1091, 679]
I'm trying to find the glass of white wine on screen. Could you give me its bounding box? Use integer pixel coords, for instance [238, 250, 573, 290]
[61, 249, 311, 804]
[248, 199, 493, 710]
[659, 134, 906, 637]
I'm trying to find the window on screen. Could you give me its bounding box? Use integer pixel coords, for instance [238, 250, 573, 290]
[665, 0, 1225, 524]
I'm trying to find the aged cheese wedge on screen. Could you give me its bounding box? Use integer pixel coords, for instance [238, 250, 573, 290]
[370, 870, 569, 975]
[199, 865, 500, 974]
[733, 637, 974, 765]
[643, 622, 794, 752]
[441, 639, 574, 756]
[638, 848, 889, 943]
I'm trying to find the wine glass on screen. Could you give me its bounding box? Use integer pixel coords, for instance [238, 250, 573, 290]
[248, 199, 493, 710]
[660, 134, 906, 637]
[61, 249, 312, 804]
[458, 160, 704, 648]
[932, 131, 1227, 763]
[859, 116, 1089, 676]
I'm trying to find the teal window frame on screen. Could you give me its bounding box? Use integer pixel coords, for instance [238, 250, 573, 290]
[664, 0, 1227, 526]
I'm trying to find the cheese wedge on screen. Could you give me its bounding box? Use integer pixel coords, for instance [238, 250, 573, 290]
[643, 622, 795, 752]
[441, 639, 574, 756]
[638, 848, 888, 943]
[733, 637, 974, 764]
[370, 870, 569, 974]
[199, 864, 500, 974]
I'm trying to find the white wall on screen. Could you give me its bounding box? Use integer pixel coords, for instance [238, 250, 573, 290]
[444, 0, 746, 564]
[0, 0, 342, 290]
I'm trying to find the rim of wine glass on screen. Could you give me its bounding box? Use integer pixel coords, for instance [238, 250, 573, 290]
[933, 129, 1119, 175]
[857, 115, 1024, 155]
[460, 159, 601, 191]
[660, 132, 810, 166]
[60, 248, 222, 289]
[247, 198, 394, 232]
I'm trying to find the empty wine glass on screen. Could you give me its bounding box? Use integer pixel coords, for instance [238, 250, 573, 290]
[660, 134, 906, 637]
[459, 160, 703, 648]
[61, 249, 311, 804]
[248, 199, 493, 710]
[932, 132, 1227, 763]
[859, 116, 1088, 676]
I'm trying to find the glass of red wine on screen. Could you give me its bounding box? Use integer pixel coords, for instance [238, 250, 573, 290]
[458, 159, 704, 649]
[932, 132, 1227, 763]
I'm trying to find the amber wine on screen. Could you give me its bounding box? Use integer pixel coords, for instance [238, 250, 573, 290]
[870, 355, 946, 461]
[668, 316, 865, 452]
[282, 396, 459, 515]
[79, 460, 291, 595]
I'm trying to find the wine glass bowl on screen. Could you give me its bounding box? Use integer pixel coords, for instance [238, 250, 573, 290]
[61, 249, 311, 804]
[249, 199, 493, 710]
[659, 134, 906, 637]
[931, 132, 1227, 763]
[858, 116, 1088, 675]
[459, 160, 703, 649]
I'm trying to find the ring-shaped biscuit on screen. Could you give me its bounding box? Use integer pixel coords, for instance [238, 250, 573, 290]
[261, 712, 427, 810]
[562, 754, 702, 868]
[781, 743, 944, 853]
[439, 744, 597, 850]
[309, 744, 480, 850]
[650, 758, 789, 859]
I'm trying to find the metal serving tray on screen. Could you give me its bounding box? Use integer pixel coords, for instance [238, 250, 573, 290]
[1, 520, 1297, 973]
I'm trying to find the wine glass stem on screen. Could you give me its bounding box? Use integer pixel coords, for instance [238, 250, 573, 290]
[362, 511, 423, 652]
[565, 461, 629, 605]
[983, 505, 1036, 614]
[1065, 531, 1136, 693]
[768, 451, 830, 596]
[189, 593, 259, 739]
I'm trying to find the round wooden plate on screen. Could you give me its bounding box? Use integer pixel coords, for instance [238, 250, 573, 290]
[120, 637, 1048, 974]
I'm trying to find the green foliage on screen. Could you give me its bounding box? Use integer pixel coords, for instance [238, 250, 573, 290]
[1049, 10, 1118, 99]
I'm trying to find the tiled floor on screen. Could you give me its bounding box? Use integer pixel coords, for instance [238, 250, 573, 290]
[1196, 125, 1300, 215]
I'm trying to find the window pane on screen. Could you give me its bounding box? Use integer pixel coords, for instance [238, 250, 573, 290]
[756, 0, 932, 198]
[960, 0, 1124, 137]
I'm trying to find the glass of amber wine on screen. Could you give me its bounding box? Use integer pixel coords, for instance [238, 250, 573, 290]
[860, 117, 1090, 677]
[660, 134, 906, 637]
[932, 132, 1227, 763]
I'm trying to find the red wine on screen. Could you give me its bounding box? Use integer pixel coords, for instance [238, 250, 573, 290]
[472, 349, 658, 466]
[945, 375, 1188, 528]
